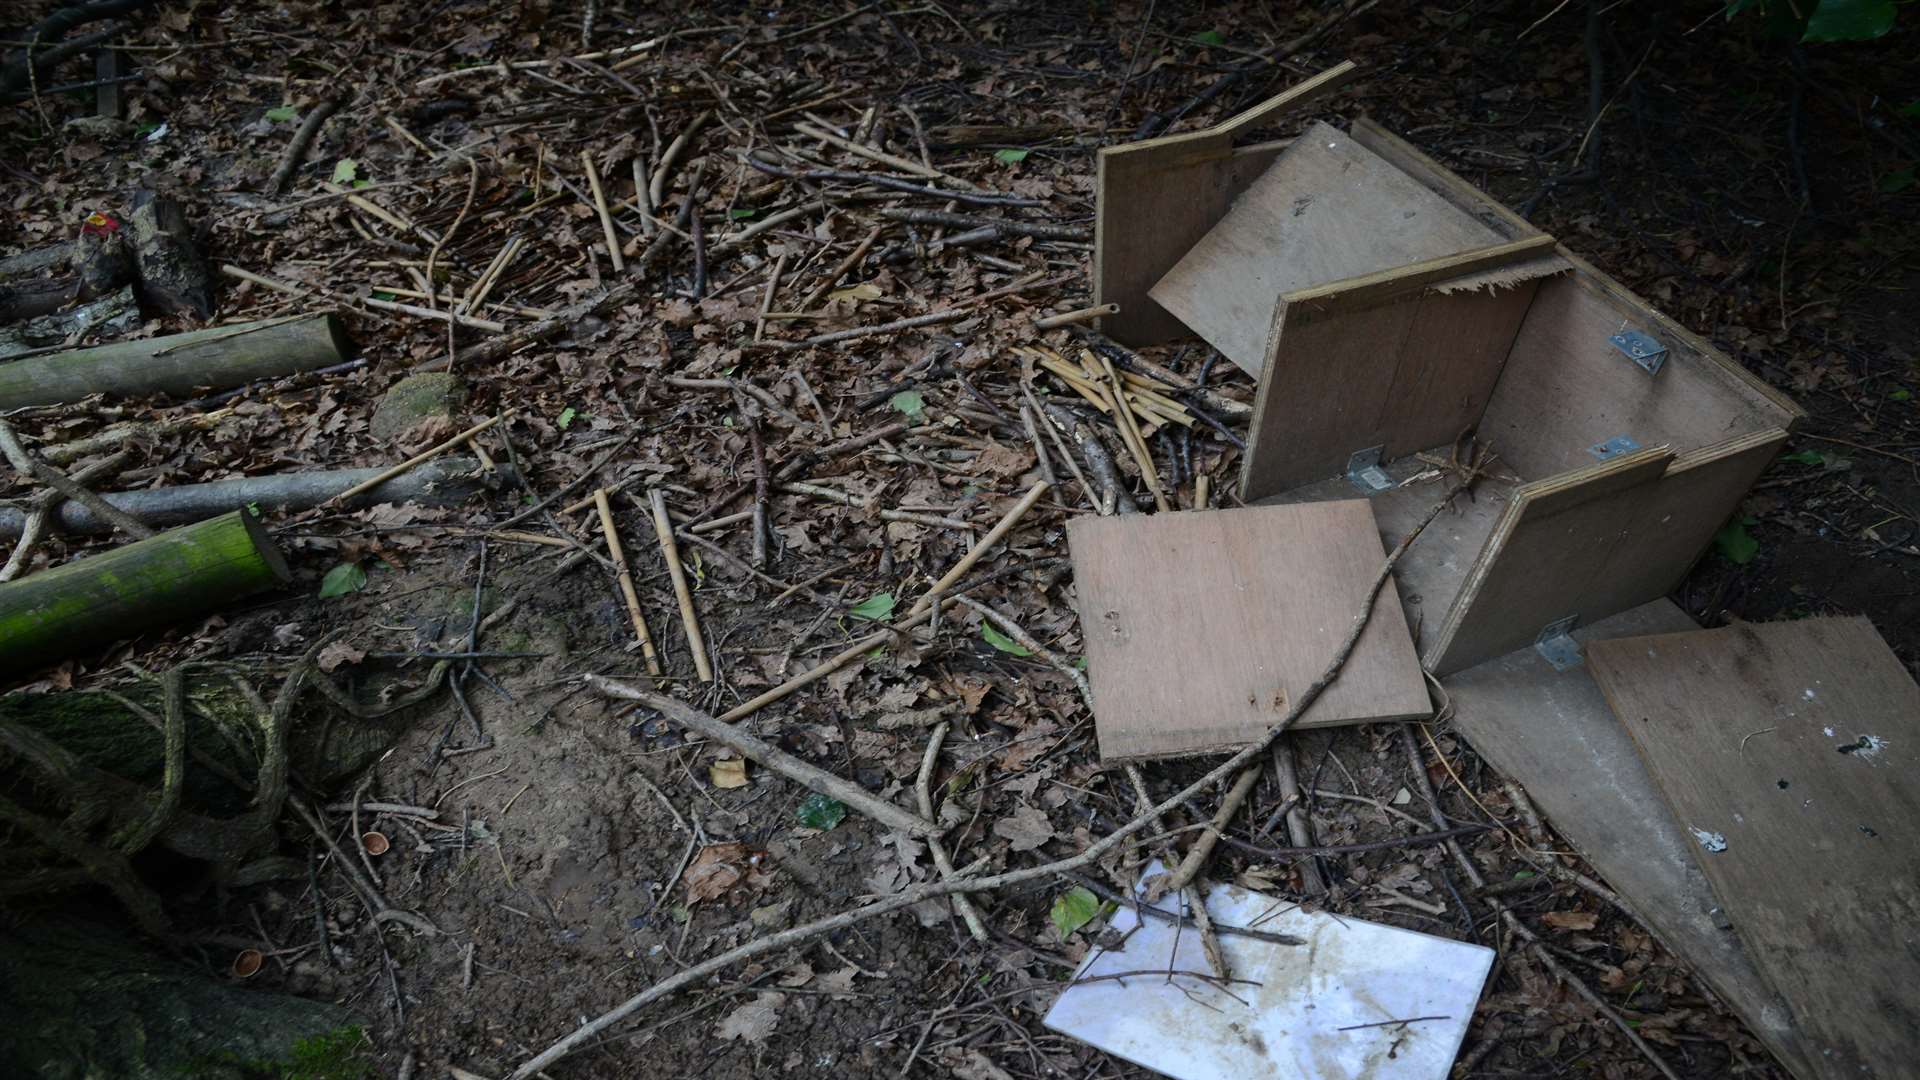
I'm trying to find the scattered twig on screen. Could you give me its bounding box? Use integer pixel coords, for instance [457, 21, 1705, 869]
[647, 490, 712, 683]
[916, 721, 989, 941]
[595, 487, 663, 676]
[268, 98, 342, 194]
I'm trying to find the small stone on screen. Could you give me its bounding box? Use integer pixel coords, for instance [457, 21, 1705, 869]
[370, 372, 466, 445]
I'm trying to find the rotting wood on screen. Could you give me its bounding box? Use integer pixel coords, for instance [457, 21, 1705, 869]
[127, 190, 214, 319]
[0, 314, 351, 409]
[0, 511, 291, 678]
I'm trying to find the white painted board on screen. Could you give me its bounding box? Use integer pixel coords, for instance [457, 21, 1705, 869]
[1044, 863, 1493, 1080]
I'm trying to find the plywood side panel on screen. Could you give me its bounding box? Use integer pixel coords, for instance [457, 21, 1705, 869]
[1429, 431, 1789, 675]
[1069, 500, 1431, 763]
[1094, 137, 1285, 347]
[1346, 119, 1543, 239]
[1479, 261, 1802, 479]
[1442, 600, 1812, 1080]
[1425, 447, 1675, 674]
[1239, 280, 1544, 503]
[1150, 121, 1505, 375]
[1589, 617, 1920, 1080]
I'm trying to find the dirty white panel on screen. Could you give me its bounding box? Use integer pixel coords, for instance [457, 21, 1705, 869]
[1044, 864, 1493, 1080]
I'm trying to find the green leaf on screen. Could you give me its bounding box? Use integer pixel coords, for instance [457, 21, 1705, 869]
[981, 623, 1033, 657]
[849, 592, 896, 621]
[331, 158, 359, 184]
[556, 405, 578, 429]
[890, 389, 926, 420]
[1511, 870, 1536, 880]
[728, 208, 757, 219]
[1893, 389, 1914, 401]
[1802, 0, 1897, 41]
[371, 290, 396, 302]
[318, 561, 368, 599]
[1900, 100, 1920, 119]
[992, 148, 1029, 165]
[263, 105, 298, 123]
[1713, 519, 1760, 566]
[1781, 450, 1825, 465]
[1192, 29, 1226, 45]
[351, 179, 371, 189]
[1049, 886, 1101, 940]
[1879, 168, 1916, 194]
[796, 792, 848, 831]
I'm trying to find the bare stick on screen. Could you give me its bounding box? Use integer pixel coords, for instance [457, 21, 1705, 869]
[765, 309, 964, 350]
[951, 594, 1090, 711]
[595, 488, 662, 676]
[1097, 352, 1170, 511]
[1271, 738, 1327, 894]
[916, 720, 989, 940]
[650, 110, 711, 208]
[1167, 764, 1261, 891]
[747, 419, 770, 564]
[0, 421, 152, 539]
[1034, 303, 1119, 330]
[911, 479, 1049, 613]
[580, 151, 625, 274]
[792, 121, 976, 189]
[799, 225, 881, 311]
[268, 99, 341, 194]
[1, 451, 125, 582]
[717, 599, 947, 724]
[588, 680, 933, 836]
[508, 480, 1469, 1080]
[752, 252, 785, 345]
[327, 415, 505, 505]
[647, 490, 711, 683]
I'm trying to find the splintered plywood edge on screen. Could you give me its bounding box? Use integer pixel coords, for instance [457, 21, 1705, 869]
[1440, 600, 1813, 1079]
[1148, 120, 1506, 376]
[1070, 500, 1430, 763]
[1587, 617, 1920, 1080]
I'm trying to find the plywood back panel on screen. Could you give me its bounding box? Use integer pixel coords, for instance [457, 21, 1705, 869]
[1479, 252, 1803, 479]
[1346, 119, 1543, 240]
[1428, 430, 1789, 674]
[1240, 275, 1544, 503]
[1588, 617, 1920, 1080]
[1069, 500, 1431, 762]
[1149, 121, 1507, 375]
[1442, 600, 1813, 1079]
[1093, 62, 1360, 347]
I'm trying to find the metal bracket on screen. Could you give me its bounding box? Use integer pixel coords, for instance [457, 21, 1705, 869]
[1609, 329, 1667, 375]
[1534, 616, 1582, 671]
[1345, 446, 1392, 494]
[1588, 434, 1642, 461]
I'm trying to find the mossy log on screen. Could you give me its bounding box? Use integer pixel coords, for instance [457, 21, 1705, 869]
[0, 510, 291, 677]
[0, 911, 360, 1080]
[0, 312, 350, 409]
[0, 455, 512, 538]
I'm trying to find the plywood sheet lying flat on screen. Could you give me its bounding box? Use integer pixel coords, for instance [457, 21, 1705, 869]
[1442, 601, 1811, 1079]
[1149, 121, 1505, 375]
[1588, 618, 1920, 1080]
[1070, 501, 1430, 762]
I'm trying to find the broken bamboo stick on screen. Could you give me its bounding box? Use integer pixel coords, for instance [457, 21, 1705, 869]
[596, 487, 662, 676]
[647, 490, 711, 683]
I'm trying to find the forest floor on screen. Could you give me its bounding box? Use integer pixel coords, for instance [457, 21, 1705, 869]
[2, 1, 1917, 1078]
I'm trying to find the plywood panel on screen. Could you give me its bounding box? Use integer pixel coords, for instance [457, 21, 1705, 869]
[1588, 617, 1920, 1080]
[1241, 277, 1543, 502]
[1479, 256, 1803, 479]
[1429, 431, 1788, 674]
[1069, 500, 1430, 762]
[1260, 450, 1520, 648]
[1442, 600, 1813, 1079]
[1346, 119, 1543, 239]
[1149, 121, 1506, 375]
[1092, 62, 1360, 347]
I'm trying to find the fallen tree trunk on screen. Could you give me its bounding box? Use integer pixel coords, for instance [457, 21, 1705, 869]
[0, 510, 291, 677]
[0, 226, 133, 323]
[127, 189, 214, 319]
[0, 285, 139, 359]
[0, 312, 350, 409]
[0, 455, 512, 538]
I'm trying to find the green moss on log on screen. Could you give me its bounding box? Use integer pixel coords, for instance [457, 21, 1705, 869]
[0, 510, 292, 677]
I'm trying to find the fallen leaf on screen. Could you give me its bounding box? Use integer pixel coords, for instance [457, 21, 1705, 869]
[316, 640, 366, 673]
[714, 991, 786, 1042]
[1049, 886, 1100, 939]
[685, 842, 751, 904]
[710, 757, 748, 788]
[993, 804, 1054, 852]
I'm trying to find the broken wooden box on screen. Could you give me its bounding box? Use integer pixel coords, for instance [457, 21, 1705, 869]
[1094, 77, 1803, 674]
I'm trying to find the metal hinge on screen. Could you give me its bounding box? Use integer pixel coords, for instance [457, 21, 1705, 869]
[1345, 446, 1392, 494]
[1609, 329, 1667, 375]
[1589, 434, 1642, 461]
[1534, 615, 1582, 671]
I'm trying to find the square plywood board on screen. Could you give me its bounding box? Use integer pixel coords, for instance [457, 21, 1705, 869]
[1069, 500, 1430, 762]
[1045, 860, 1493, 1080]
[1442, 600, 1812, 1078]
[1587, 617, 1920, 1080]
[1148, 120, 1506, 375]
